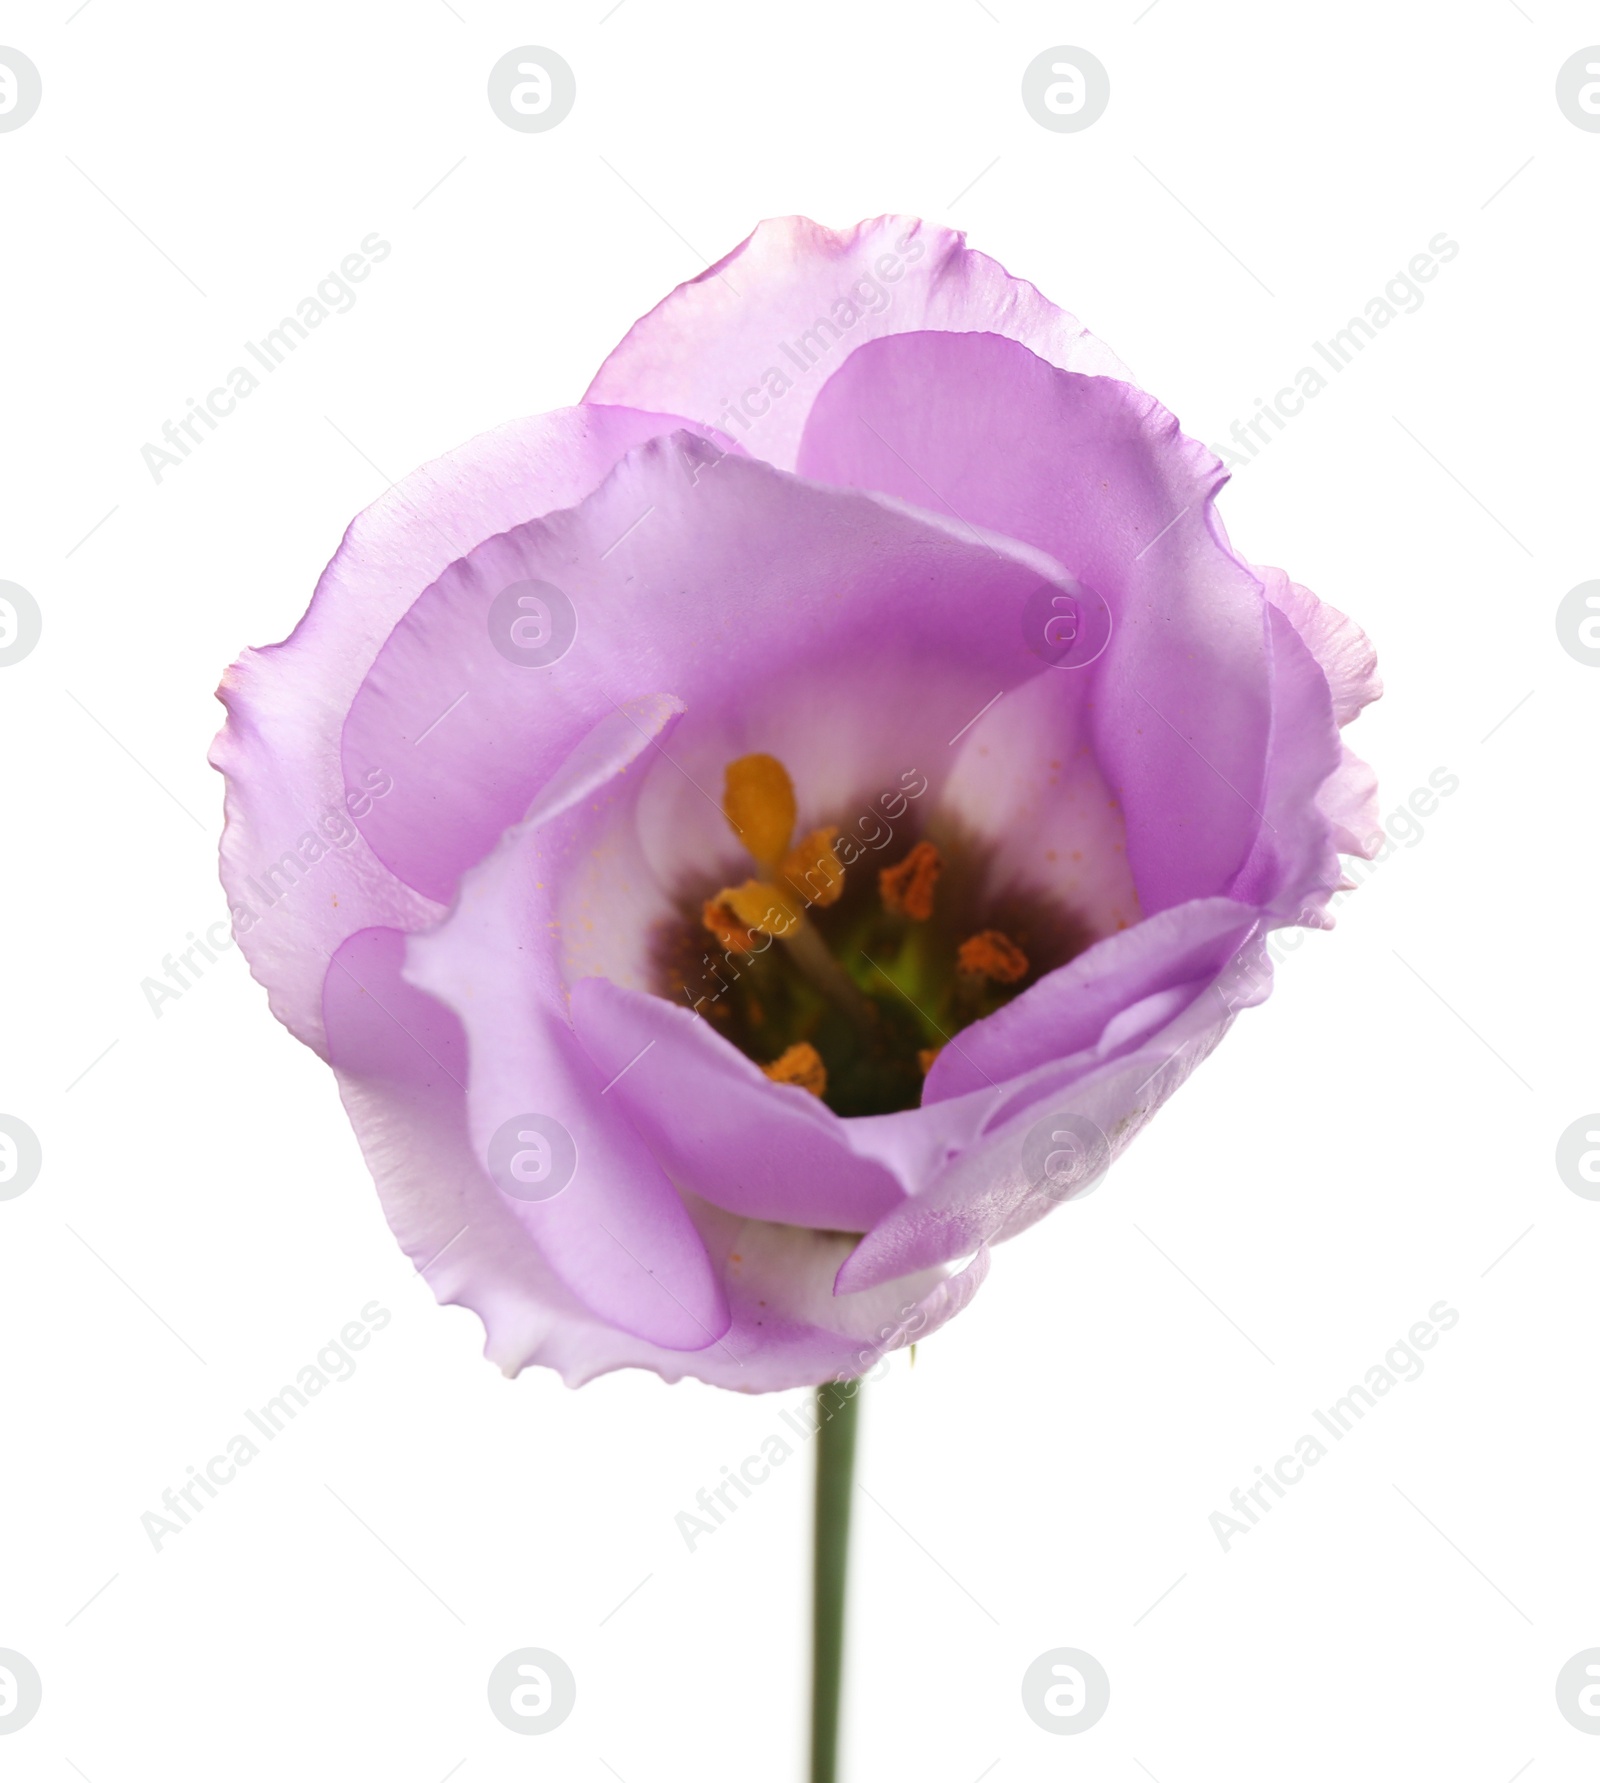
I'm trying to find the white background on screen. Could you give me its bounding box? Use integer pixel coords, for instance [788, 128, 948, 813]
[1, 3, 1595, 1778]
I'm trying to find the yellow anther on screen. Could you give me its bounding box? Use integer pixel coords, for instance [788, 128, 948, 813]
[880, 841, 943, 921]
[702, 896, 758, 954]
[717, 877, 805, 938]
[957, 930, 1029, 984]
[781, 826, 845, 909]
[723, 753, 796, 872]
[763, 1042, 828, 1099]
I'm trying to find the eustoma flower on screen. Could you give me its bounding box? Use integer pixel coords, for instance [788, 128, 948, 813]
[213, 215, 1379, 1395]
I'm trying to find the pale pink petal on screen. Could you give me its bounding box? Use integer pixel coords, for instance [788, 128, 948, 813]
[584, 214, 1131, 472]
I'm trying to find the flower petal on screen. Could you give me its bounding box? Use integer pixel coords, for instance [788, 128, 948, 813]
[1319, 747, 1383, 861]
[1255, 561, 1383, 869]
[212, 402, 720, 1052]
[323, 924, 595, 1370]
[837, 937, 1270, 1292]
[341, 431, 1090, 906]
[796, 327, 1275, 917]
[1225, 602, 1344, 923]
[585, 214, 1131, 472]
[936, 668, 1141, 944]
[923, 896, 1260, 1101]
[322, 925, 976, 1391]
[569, 974, 908, 1231]
[1256, 562, 1382, 727]
[406, 695, 731, 1352]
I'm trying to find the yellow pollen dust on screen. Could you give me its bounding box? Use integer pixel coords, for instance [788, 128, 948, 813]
[762, 1042, 828, 1098]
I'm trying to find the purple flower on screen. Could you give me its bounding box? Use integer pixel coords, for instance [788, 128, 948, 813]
[213, 216, 1380, 1392]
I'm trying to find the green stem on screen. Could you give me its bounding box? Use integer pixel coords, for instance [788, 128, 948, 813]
[810, 1376, 861, 1783]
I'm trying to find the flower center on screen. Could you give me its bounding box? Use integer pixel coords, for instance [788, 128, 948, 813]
[656, 754, 1093, 1117]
